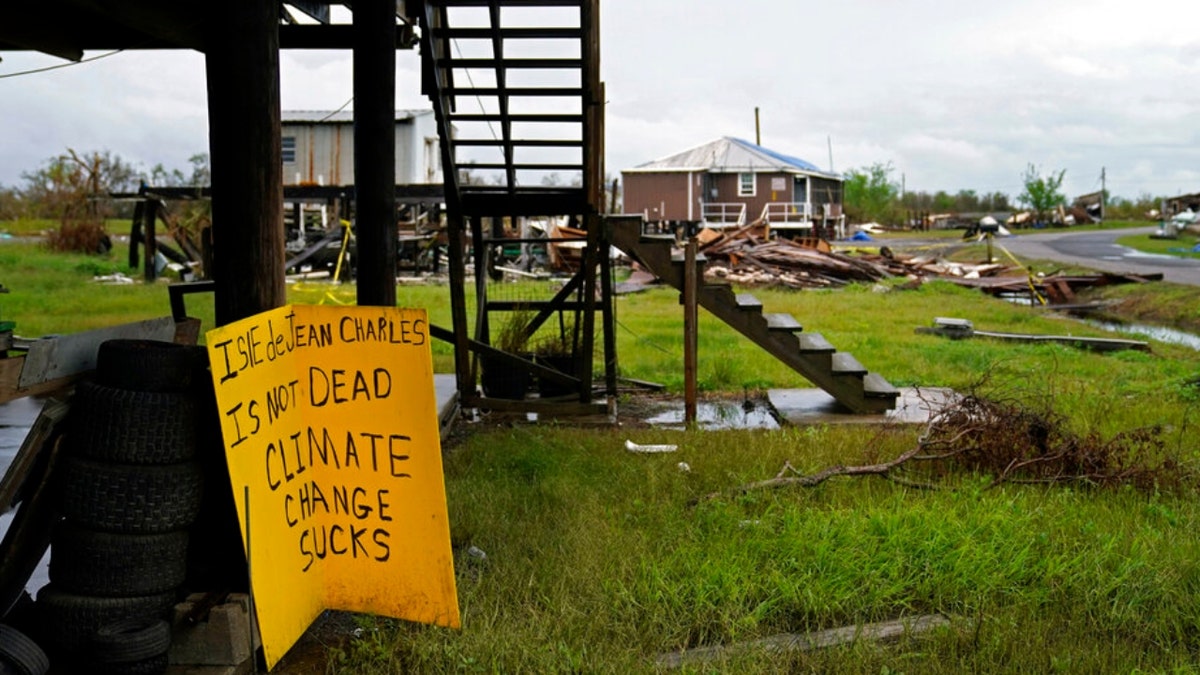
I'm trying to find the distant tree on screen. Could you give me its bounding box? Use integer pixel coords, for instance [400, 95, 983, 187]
[20, 149, 140, 252]
[1017, 164, 1067, 225]
[955, 189, 980, 212]
[843, 162, 901, 224]
[931, 190, 955, 212]
[187, 153, 211, 187]
[0, 186, 21, 221]
[983, 191, 1010, 212]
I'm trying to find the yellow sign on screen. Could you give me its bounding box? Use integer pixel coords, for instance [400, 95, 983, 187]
[207, 305, 460, 670]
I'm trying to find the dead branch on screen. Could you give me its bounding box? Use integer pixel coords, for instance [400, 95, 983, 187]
[695, 386, 1191, 504]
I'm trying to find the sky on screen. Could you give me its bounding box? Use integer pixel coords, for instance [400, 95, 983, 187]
[1, 0, 1199, 202]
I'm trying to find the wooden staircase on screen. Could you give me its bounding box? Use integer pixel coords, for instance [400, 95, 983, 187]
[609, 216, 899, 414]
[416, 0, 615, 408]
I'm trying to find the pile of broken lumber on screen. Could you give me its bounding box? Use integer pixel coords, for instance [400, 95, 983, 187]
[700, 225, 891, 288]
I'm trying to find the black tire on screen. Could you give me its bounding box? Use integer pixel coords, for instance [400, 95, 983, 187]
[95, 340, 204, 394]
[35, 585, 173, 658]
[59, 457, 204, 534]
[49, 524, 187, 597]
[66, 381, 198, 464]
[90, 619, 170, 664]
[0, 624, 49, 675]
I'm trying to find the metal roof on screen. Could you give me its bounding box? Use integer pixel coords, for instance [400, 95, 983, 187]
[625, 136, 840, 179]
[281, 109, 433, 124]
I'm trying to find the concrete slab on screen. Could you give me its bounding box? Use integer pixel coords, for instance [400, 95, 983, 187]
[434, 373, 459, 439]
[768, 387, 958, 426]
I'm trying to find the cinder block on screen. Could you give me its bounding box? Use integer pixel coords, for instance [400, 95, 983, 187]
[169, 593, 258, 667]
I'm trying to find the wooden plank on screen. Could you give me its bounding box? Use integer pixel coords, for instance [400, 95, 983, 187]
[657, 614, 954, 668]
[0, 357, 79, 405]
[832, 352, 867, 375]
[0, 398, 68, 514]
[764, 313, 802, 332]
[18, 317, 177, 389]
[0, 430, 66, 618]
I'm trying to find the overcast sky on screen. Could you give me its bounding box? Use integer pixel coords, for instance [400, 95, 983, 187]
[2, 0, 1198, 201]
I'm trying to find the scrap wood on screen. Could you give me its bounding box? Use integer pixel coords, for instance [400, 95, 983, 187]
[657, 615, 957, 668]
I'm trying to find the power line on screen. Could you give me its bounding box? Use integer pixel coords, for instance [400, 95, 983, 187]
[0, 50, 124, 80]
[317, 97, 354, 122]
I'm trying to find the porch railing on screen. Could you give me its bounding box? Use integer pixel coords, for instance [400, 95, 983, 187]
[700, 202, 747, 228]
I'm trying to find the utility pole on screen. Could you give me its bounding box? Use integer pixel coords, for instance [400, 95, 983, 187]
[754, 107, 761, 146]
[1100, 166, 1106, 222]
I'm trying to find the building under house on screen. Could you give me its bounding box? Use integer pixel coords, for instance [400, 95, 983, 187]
[622, 136, 845, 237]
[281, 110, 442, 186]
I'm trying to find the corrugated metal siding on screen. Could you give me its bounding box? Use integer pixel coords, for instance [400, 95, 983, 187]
[280, 117, 442, 186]
[622, 171, 697, 221]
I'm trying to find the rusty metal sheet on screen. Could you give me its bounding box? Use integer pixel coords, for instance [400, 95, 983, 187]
[17, 317, 177, 389]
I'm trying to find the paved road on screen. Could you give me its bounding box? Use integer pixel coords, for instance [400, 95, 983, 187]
[997, 226, 1200, 287]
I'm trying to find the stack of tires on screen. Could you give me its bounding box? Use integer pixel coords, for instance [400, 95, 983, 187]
[38, 339, 205, 673]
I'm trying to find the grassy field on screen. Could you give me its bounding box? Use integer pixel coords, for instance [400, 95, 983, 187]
[1116, 232, 1200, 259]
[4, 237, 1200, 673]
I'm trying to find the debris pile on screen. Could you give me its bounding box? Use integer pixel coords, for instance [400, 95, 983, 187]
[686, 226, 1161, 298]
[699, 226, 890, 288]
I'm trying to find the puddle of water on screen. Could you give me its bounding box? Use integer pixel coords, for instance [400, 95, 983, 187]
[1080, 319, 1200, 350]
[643, 400, 779, 430]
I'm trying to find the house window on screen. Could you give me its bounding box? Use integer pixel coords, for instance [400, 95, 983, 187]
[282, 136, 296, 164]
[738, 172, 755, 197]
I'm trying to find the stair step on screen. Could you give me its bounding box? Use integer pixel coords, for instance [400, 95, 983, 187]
[735, 294, 762, 311]
[446, 87, 586, 97]
[454, 139, 583, 149]
[798, 332, 835, 353]
[465, 162, 584, 171]
[639, 234, 676, 245]
[449, 113, 584, 123]
[442, 57, 583, 69]
[433, 0, 583, 6]
[670, 252, 707, 264]
[863, 372, 900, 398]
[831, 352, 867, 375]
[433, 27, 583, 40]
[764, 313, 802, 332]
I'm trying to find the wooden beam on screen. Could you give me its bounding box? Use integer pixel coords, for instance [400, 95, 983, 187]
[205, 0, 286, 325]
[353, 0, 397, 307]
[142, 198, 158, 282]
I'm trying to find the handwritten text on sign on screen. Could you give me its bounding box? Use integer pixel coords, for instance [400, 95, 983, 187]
[207, 305, 459, 670]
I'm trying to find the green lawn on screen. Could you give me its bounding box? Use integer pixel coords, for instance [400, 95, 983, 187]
[1116, 232, 1200, 259]
[4, 238, 1200, 673]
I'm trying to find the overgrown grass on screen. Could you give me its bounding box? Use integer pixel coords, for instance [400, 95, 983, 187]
[6, 239, 1200, 673]
[330, 424, 1200, 673]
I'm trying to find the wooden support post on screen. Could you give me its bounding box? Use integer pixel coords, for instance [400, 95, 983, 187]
[580, 213, 599, 403]
[142, 199, 158, 282]
[446, 212, 472, 396]
[128, 200, 144, 269]
[353, 0, 397, 306]
[683, 236, 698, 424]
[600, 220, 618, 399]
[205, 0, 286, 326]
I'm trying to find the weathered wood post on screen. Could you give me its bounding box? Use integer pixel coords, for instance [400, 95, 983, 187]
[353, 0, 397, 307]
[205, 0, 286, 325]
[141, 198, 158, 282]
[684, 233, 698, 425]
